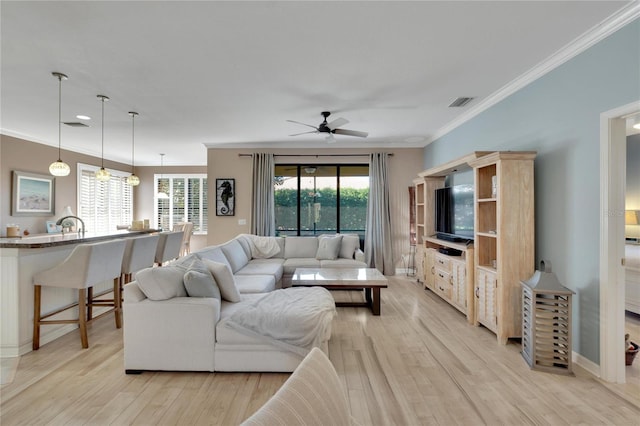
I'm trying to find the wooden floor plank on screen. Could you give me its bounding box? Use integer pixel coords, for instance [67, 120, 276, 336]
[1, 275, 639, 425]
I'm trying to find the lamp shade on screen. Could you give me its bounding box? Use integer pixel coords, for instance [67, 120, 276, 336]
[61, 205, 74, 217]
[49, 160, 70, 176]
[626, 210, 640, 225]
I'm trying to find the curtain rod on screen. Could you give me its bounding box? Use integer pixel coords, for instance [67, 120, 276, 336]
[238, 153, 393, 158]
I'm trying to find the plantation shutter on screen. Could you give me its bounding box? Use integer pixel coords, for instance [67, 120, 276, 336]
[78, 164, 133, 234]
[154, 175, 207, 233]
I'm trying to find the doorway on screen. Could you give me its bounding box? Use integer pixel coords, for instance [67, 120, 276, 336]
[600, 100, 640, 383]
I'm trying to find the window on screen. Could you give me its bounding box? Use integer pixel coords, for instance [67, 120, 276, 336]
[274, 164, 369, 237]
[77, 163, 133, 234]
[154, 174, 208, 234]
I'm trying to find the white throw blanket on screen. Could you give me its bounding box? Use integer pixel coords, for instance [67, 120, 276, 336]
[224, 287, 336, 356]
[240, 234, 281, 258]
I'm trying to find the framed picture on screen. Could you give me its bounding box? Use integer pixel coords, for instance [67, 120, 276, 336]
[11, 171, 55, 216]
[45, 220, 61, 233]
[216, 178, 235, 216]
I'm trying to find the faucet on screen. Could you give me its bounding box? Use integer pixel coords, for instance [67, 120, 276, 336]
[56, 216, 85, 238]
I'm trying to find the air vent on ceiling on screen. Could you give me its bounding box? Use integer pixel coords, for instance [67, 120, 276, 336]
[448, 97, 474, 108]
[63, 122, 89, 127]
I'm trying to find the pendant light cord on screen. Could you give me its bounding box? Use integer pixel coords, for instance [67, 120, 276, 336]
[57, 75, 62, 161]
[101, 97, 105, 168]
[131, 113, 135, 172]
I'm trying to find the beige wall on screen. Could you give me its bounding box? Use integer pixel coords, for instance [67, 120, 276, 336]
[1, 134, 131, 236]
[207, 147, 423, 269]
[0, 135, 210, 251]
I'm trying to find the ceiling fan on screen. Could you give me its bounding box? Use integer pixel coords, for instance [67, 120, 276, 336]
[287, 111, 368, 143]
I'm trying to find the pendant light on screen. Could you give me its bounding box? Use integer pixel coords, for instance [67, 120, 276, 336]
[95, 94, 111, 181]
[157, 153, 169, 199]
[126, 111, 140, 186]
[49, 72, 71, 176]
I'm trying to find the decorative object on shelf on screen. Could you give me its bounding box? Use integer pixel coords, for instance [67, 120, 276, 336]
[491, 175, 497, 198]
[216, 178, 235, 216]
[157, 153, 169, 199]
[45, 220, 61, 234]
[625, 333, 639, 366]
[6, 224, 20, 238]
[49, 72, 71, 177]
[521, 260, 575, 375]
[11, 170, 55, 216]
[126, 111, 140, 186]
[95, 94, 111, 181]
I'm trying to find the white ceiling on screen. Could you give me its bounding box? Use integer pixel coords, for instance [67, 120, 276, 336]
[1, 1, 635, 166]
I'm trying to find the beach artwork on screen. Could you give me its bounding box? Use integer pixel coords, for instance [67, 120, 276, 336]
[12, 171, 55, 216]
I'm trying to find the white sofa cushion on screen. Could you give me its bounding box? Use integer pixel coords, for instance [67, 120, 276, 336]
[316, 235, 342, 260]
[203, 259, 241, 302]
[282, 258, 321, 275]
[284, 237, 319, 259]
[135, 265, 187, 301]
[196, 246, 232, 270]
[236, 260, 284, 283]
[234, 275, 276, 294]
[339, 234, 361, 259]
[221, 239, 251, 273]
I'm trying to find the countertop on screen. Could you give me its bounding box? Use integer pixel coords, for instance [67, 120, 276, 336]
[0, 229, 159, 249]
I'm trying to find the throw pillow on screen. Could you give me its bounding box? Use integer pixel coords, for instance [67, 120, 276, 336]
[203, 259, 241, 302]
[135, 265, 187, 301]
[316, 235, 343, 260]
[183, 259, 221, 300]
[339, 234, 360, 259]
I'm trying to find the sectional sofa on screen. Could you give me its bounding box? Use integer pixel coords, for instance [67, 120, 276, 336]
[123, 233, 366, 373]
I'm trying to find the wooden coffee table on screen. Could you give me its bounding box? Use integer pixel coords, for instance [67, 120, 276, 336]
[291, 268, 388, 315]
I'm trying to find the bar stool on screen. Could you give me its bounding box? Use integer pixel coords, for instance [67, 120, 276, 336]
[174, 222, 193, 257]
[121, 234, 160, 287]
[32, 239, 127, 350]
[154, 231, 184, 266]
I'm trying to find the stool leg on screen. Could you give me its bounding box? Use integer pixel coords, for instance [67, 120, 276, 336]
[78, 288, 88, 348]
[87, 286, 93, 321]
[33, 285, 42, 350]
[114, 277, 122, 329]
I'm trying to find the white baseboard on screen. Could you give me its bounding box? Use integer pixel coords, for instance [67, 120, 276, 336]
[572, 351, 600, 378]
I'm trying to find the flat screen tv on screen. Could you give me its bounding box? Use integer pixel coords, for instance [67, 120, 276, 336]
[434, 184, 474, 242]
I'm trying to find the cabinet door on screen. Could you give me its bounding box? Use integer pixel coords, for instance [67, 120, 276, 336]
[476, 268, 497, 332]
[424, 248, 436, 290]
[451, 259, 467, 313]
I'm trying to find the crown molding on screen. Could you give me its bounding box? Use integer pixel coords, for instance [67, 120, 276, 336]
[427, 2, 640, 145]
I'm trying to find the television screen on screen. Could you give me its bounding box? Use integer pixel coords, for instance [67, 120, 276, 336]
[435, 184, 474, 241]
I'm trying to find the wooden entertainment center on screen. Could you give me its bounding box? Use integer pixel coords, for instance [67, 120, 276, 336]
[414, 151, 536, 344]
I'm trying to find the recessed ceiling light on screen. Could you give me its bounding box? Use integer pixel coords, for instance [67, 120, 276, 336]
[76, 115, 91, 120]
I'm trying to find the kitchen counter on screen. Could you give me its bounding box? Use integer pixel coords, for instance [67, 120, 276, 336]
[0, 229, 158, 248]
[0, 229, 159, 357]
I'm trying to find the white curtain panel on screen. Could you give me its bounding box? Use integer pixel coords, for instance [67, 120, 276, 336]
[365, 152, 395, 275]
[251, 153, 275, 236]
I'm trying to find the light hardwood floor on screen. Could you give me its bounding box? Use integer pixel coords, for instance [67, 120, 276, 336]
[2, 275, 639, 425]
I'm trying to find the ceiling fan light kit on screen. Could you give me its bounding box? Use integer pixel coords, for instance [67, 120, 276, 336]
[287, 111, 368, 141]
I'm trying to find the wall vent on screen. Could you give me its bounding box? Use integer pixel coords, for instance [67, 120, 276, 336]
[63, 122, 89, 127]
[448, 97, 474, 108]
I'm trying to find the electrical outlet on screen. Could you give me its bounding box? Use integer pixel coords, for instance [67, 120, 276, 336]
[238, 219, 247, 225]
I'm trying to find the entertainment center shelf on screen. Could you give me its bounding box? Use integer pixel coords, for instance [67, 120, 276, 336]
[414, 151, 536, 344]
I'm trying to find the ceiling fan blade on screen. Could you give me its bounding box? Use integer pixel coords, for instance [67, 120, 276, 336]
[333, 128, 368, 138]
[327, 117, 349, 130]
[286, 119, 318, 130]
[289, 130, 319, 136]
